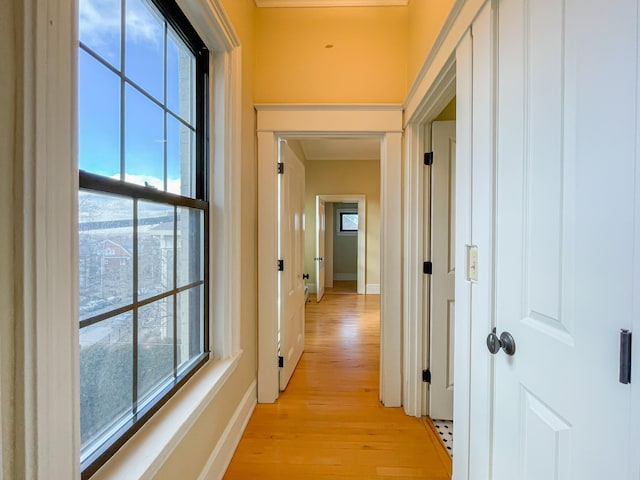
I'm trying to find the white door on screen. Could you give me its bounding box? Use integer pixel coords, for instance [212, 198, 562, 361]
[491, 0, 636, 478]
[429, 120, 456, 420]
[315, 197, 326, 302]
[278, 142, 306, 391]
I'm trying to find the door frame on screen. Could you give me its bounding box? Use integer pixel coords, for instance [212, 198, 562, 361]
[402, 2, 494, 479]
[315, 194, 367, 295]
[403, 56, 457, 419]
[256, 105, 403, 406]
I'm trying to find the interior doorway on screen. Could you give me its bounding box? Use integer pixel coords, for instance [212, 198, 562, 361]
[426, 118, 456, 423]
[314, 194, 368, 301]
[330, 202, 359, 294]
[256, 105, 403, 406]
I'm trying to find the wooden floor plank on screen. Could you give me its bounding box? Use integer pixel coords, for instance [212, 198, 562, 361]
[223, 294, 452, 479]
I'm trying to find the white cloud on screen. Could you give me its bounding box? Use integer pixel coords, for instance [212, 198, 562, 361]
[79, 0, 120, 50]
[126, 1, 163, 45]
[79, 0, 161, 52]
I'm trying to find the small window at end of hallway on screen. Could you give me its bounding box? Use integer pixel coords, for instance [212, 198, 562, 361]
[339, 210, 358, 234]
[77, 0, 209, 476]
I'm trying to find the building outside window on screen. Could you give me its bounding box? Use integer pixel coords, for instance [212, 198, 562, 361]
[77, 0, 209, 476]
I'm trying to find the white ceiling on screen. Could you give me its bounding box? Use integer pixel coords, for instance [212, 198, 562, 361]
[255, 0, 408, 7]
[298, 138, 380, 161]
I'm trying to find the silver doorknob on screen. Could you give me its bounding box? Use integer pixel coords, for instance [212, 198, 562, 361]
[486, 328, 516, 356]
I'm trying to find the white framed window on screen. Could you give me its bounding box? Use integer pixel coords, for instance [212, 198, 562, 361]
[17, 0, 240, 476]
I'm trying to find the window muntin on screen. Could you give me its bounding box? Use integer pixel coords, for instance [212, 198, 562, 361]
[78, 0, 209, 476]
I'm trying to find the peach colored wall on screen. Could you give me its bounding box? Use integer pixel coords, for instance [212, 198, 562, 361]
[408, 0, 455, 88]
[255, 7, 409, 103]
[304, 160, 381, 289]
[435, 96, 456, 121]
[150, 1, 259, 478]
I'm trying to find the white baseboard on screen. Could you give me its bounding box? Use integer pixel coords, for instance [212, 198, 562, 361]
[334, 273, 357, 280]
[197, 380, 257, 480]
[366, 284, 380, 294]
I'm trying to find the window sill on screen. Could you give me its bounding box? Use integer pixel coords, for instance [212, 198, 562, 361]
[92, 351, 243, 480]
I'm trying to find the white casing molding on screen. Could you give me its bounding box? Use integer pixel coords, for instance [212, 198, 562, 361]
[17, 0, 80, 477]
[378, 131, 403, 407]
[365, 284, 381, 295]
[402, 123, 426, 418]
[256, 105, 403, 406]
[451, 29, 473, 480]
[463, 5, 493, 479]
[316, 194, 366, 295]
[197, 381, 257, 480]
[402, 0, 485, 421]
[17, 0, 244, 477]
[401, 0, 493, 477]
[401, 63, 457, 418]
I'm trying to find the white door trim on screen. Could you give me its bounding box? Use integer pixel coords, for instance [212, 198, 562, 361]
[256, 105, 403, 406]
[403, 61, 456, 418]
[401, 3, 493, 480]
[316, 194, 366, 295]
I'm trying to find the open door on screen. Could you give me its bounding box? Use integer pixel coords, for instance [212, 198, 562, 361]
[278, 142, 306, 391]
[489, 0, 635, 477]
[429, 120, 456, 420]
[315, 197, 326, 302]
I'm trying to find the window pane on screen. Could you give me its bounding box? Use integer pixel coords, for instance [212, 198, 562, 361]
[79, 0, 121, 69]
[167, 115, 195, 197]
[176, 207, 204, 287]
[125, 0, 164, 102]
[177, 286, 204, 369]
[138, 201, 174, 300]
[80, 314, 133, 451]
[79, 191, 133, 321]
[78, 50, 121, 177]
[138, 297, 174, 402]
[78, 0, 208, 470]
[167, 30, 195, 125]
[125, 85, 164, 187]
[341, 213, 358, 231]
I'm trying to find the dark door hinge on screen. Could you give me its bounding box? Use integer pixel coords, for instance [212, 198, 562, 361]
[423, 261, 433, 275]
[278, 356, 284, 368]
[278, 260, 284, 271]
[277, 162, 284, 174]
[424, 152, 434, 166]
[422, 369, 431, 383]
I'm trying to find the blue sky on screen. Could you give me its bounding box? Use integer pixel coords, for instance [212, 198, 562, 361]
[78, 0, 195, 193]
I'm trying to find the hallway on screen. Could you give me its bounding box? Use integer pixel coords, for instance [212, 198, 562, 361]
[224, 294, 451, 479]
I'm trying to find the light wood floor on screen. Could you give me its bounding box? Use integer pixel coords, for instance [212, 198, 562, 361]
[324, 280, 357, 294]
[223, 294, 452, 479]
